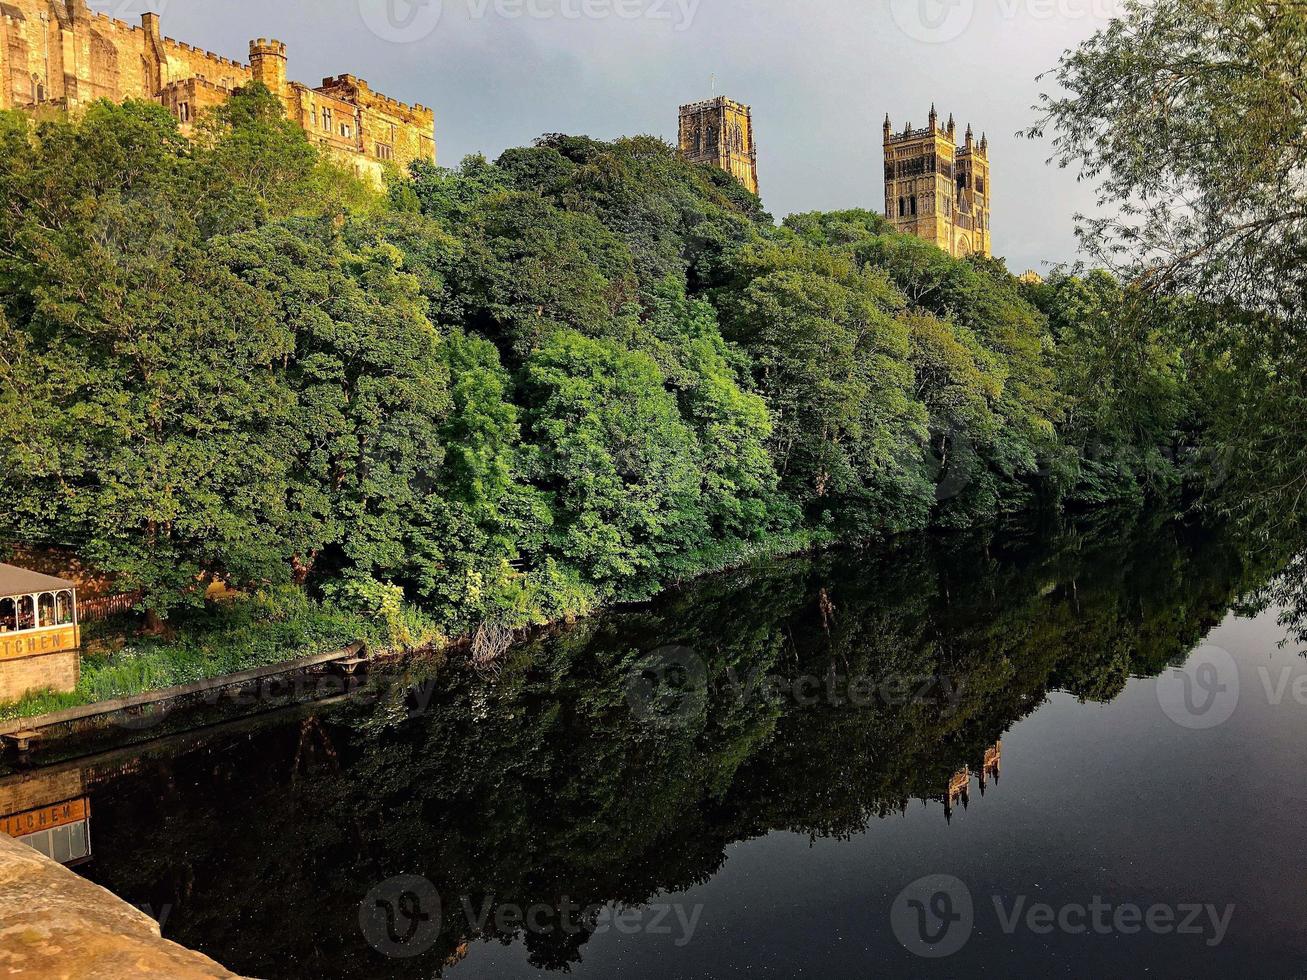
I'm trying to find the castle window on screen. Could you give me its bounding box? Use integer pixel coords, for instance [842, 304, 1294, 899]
[323, 107, 333, 131]
[898, 197, 906, 218]
[178, 102, 190, 124]
[977, 178, 985, 195]
[339, 122, 352, 139]
[910, 195, 917, 216]
[376, 143, 394, 162]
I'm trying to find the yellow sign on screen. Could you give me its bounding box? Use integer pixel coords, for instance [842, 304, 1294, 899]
[0, 626, 80, 661]
[0, 798, 89, 837]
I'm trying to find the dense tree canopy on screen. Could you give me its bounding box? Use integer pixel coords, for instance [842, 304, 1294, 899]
[0, 86, 1243, 632]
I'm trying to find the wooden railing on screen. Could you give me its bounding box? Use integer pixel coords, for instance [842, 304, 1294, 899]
[77, 593, 142, 623]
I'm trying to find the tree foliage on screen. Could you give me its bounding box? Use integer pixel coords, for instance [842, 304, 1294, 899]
[0, 94, 1230, 629]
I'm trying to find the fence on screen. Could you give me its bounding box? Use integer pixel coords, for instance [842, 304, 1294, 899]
[77, 593, 142, 623]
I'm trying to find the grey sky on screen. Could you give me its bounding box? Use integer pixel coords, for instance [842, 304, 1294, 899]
[121, 0, 1118, 273]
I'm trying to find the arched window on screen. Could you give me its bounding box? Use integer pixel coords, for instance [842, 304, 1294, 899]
[0, 598, 15, 633]
[38, 592, 55, 628]
[898, 197, 906, 217]
[17, 596, 35, 631]
[910, 195, 917, 216]
[56, 591, 75, 626]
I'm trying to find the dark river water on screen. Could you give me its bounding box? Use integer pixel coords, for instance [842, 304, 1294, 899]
[5, 509, 1305, 977]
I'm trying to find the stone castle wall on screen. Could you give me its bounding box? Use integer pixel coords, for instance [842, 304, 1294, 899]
[0, 0, 434, 179]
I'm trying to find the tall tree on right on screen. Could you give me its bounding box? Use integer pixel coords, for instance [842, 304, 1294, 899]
[1031, 0, 1307, 540]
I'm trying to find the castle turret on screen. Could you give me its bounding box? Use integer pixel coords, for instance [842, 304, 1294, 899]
[249, 38, 288, 98]
[678, 95, 759, 195]
[884, 105, 992, 260]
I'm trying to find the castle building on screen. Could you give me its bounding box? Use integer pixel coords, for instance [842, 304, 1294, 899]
[883, 106, 991, 259]
[0, 0, 435, 183]
[679, 96, 759, 195]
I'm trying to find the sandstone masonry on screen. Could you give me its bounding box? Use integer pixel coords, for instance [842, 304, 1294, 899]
[0, 0, 435, 182]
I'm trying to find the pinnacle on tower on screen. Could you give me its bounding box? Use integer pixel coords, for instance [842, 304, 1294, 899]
[884, 113, 892, 139]
[929, 103, 938, 129]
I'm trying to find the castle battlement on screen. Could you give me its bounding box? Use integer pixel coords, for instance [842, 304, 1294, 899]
[0, 0, 436, 181]
[317, 74, 433, 124]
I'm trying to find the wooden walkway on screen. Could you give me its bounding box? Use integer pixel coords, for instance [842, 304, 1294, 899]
[0, 641, 366, 741]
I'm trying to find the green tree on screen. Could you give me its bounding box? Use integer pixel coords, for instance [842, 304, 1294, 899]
[720, 239, 930, 533]
[0, 102, 300, 613]
[521, 329, 705, 595]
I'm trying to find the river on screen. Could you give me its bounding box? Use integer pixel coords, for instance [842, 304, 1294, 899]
[6, 507, 1305, 977]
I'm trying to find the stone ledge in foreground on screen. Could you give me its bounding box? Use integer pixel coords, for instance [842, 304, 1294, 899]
[0, 831, 247, 979]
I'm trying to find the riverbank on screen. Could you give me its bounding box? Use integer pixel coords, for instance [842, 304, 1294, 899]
[0, 530, 828, 726]
[0, 586, 440, 724]
[0, 832, 245, 977]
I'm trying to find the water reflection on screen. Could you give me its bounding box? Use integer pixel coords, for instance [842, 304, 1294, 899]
[3, 508, 1302, 977]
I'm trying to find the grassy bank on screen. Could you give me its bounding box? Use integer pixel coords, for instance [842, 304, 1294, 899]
[0, 587, 443, 723]
[0, 531, 827, 724]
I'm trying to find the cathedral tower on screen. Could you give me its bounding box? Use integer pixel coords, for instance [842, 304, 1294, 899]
[883, 106, 991, 259]
[679, 96, 759, 195]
